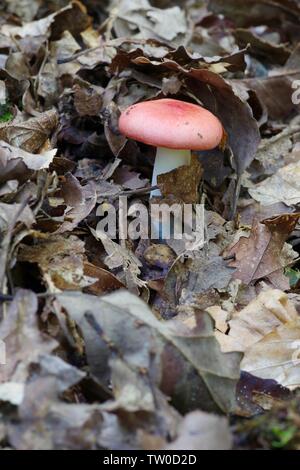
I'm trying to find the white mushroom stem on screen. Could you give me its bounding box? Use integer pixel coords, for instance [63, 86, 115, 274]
[151, 147, 191, 197]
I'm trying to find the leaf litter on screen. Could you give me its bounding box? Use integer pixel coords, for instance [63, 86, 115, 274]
[1, 0, 300, 451]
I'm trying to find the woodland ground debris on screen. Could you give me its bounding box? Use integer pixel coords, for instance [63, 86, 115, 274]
[1, 0, 300, 451]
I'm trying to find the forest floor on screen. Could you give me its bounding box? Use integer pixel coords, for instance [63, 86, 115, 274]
[1, 0, 300, 450]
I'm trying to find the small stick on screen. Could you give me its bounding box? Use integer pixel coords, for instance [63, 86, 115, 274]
[114, 185, 158, 198]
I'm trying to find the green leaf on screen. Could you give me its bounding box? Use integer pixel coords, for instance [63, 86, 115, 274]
[0, 103, 13, 123]
[270, 424, 296, 448]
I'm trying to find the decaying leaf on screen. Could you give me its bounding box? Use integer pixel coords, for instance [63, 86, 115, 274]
[0, 110, 58, 153]
[164, 251, 235, 307]
[249, 161, 300, 206]
[225, 214, 299, 287]
[210, 289, 300, 390]
[1, 1, 91, 40]
[0, 290, 57, 383]
[57, 289, 242, 414]
[0, 202, 35, 289]
[0, 140, 57, 184]
[1, 0, 300, 451]
[157, 155, 203, 203]
[165, 411, 232, 450]
[55, 173, 97, 233]
[18, 234, 96, 291]
[112, 0, 189, 45]
[90, 228, 145, 289]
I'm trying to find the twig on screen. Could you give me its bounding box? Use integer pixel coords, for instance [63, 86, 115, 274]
[0, 294, 13, 302]
[229, 176, 241, 220]
[223, 254, 236, 261]
[57, 46, 100, 64]
[113, 185, 158, 198]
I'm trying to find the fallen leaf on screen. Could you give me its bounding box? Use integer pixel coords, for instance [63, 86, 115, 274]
[209, 0, 300, 30]
[236, 371, 291, 416]
[5, 0, 40, 22]
[112, 0, 188, 45]
[0, 110, 58, 153]
[211, 289, 300, 390]
[0, 290, 57, 383]
[249, 161, 300, 206]
[164, 252, 235, 306]
[18, 234, 96, 291]
[0, 382, 25, 406]
[0, 202, 35, 289]
[55, 173, 97, 233]
[73, 84, 103, 116]
[233, 28, 291, 66]
[1, 1, 91, 40]
[0, 140, 57, 184]
[157, 155, 203, 203]
[83, 261, 125, 296]
[165, 411, 232, 450]
[225, 214, 299, 286]
[57, 289, 241, 414]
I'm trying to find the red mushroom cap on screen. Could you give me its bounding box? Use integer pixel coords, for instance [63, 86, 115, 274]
[119, 98, 223, 150]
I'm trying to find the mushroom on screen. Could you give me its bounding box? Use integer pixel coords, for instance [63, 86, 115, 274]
[119, 98, 223, 197]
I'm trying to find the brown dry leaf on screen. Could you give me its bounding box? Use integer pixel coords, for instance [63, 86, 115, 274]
[83, 261, 125, 296]
[104, 101, 127, 157]
[112, 165, 149, 190]
[112, 0, 188, 45]
[0, 141, 57, 184]
[18, 235, 96, 291]
[236, 371, 291, 416]
[165, 411, 232, 450]
[250, 125, 297, 178]
[233, 28, 291, 66]
[210, 289, 298, 352]
[0, 202, 35, 289]
[211, 289, 300, 390]
[0, 290, 57, 384]
[51, 30, 81, 68]
[73, 84, 103, 116]
[235, 73, 300, 122]
[58, 289, 241, 414]
[242, 321, 300, 390]
[144, 244, 176, 271]
[90, 228, 145, 289]
[5, 0, 40, 22]
[7, 377, 105, 450]
[0, 110, 58, 153]
[6, 374, 181, 450]
[209, 0, 300, 30]
[0, 202, 35, 231]
[249, 161, 300, 206]
[5, 52, 31, 81]
[164, 251, 235, 307]
[225, 214, 300, 286]
[55, 173, 97, 233]
[157, 155, 203, 203]
[1, 1, 91, 40]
